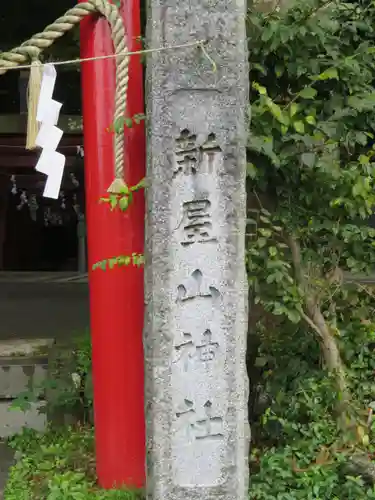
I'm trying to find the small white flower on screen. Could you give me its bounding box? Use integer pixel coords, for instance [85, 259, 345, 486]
[71, 372, 81, 389]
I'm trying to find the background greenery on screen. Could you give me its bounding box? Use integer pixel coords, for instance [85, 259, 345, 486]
[4, 426, 142, 499]
[247, 0, 375, 497]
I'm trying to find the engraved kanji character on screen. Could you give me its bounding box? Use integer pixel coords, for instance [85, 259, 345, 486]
[174, 332, 195, 372]
[196, 329, 219, 362]
[194, 401, 224, 441]
[174, 129, 199, 177]
[200, 133, 222, 174]
[180, 199, 217, 246]
[177, 269, 220, 302]
[175, 399, 196, 440]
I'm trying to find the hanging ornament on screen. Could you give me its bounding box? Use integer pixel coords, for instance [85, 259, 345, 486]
[16, 190, 28, 211]
[76, 146, 84, 158]
[60, 190, 66, 210]
[44, 207, 50, 226]
[44, 207, 62, 226]
[70, 172, 80, 188]
[29, 194, 39, 221]
[34, 64, 65, 199]
[72, 193, 81, 216]
[10, 175, 17, 195]
[55, 212, 63, 226]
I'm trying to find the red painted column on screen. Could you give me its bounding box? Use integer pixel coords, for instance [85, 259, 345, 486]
[79, 0, 145, 489]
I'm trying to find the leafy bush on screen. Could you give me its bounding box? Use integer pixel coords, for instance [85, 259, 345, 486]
[4, 426, 143, 500]
[246, 0, 375, 497]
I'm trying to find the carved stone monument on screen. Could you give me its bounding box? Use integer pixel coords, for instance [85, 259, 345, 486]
[145, 0, 249, 498]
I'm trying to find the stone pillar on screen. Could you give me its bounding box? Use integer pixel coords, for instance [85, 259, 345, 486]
[145, 1, 249, 499]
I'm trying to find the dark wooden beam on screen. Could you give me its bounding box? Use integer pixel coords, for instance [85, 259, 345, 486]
[0, 135, 83, 146]
[0, 155, 77, 169]
[0, 177, 80, 192]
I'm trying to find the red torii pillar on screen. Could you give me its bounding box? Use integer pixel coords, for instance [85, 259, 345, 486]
[79, 0, 145, 489]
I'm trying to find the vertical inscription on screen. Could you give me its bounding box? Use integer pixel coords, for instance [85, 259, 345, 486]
[146, 2, 249, 495]
[171, 130, 227, 487]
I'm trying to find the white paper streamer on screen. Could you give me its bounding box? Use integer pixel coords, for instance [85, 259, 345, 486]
[34, 64, 65, 199]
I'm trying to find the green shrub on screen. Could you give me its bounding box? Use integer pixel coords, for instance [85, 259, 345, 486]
[248, 320, 375, 499]
[247, 0, 375, 496]
[4, 426, 143, 500]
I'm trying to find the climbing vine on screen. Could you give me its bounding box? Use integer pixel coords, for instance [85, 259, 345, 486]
[99, 176, 146, 212]
[93, 113, 147, 271]
[247, 0, 375, 496]
[93, 252, 144, 271]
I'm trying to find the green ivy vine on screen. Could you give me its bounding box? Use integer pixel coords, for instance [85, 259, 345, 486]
[92, 113, 146, 272]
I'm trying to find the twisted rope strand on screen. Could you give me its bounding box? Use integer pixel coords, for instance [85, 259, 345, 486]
[0, 0, 129, 193]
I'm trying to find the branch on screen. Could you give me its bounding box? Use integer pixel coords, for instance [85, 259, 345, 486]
[286, 233, 350, 413]
[287, 233, 304, 285]
[300, 310, 324, 340]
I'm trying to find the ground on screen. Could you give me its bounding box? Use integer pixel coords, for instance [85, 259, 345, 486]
[0, 273, 89, 341]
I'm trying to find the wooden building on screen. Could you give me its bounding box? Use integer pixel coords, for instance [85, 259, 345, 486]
[0, 68, 86, 272]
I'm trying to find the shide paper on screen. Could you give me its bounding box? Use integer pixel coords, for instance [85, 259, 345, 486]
[34, 64, 65, 199]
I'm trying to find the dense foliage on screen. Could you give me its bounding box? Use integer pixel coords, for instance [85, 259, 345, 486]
[4, 426, 142, 500]
[5, 334, 143, 499]
[247, 0, 375, 497]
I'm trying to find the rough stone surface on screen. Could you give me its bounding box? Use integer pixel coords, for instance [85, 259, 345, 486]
[0, 339, 53, 399]
[0, 338, 53, 357]
[0, 361, 48, 399]
[0, 401, 46, 438]
[0, 339, 52, 440]
[145, 1, 249, 498]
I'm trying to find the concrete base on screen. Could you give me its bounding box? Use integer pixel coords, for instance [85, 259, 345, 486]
[0, 339, 52, 438]
[0, 339, 53, 399]
[0, 401, 46, 438]
[0, 339, 53, 358]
